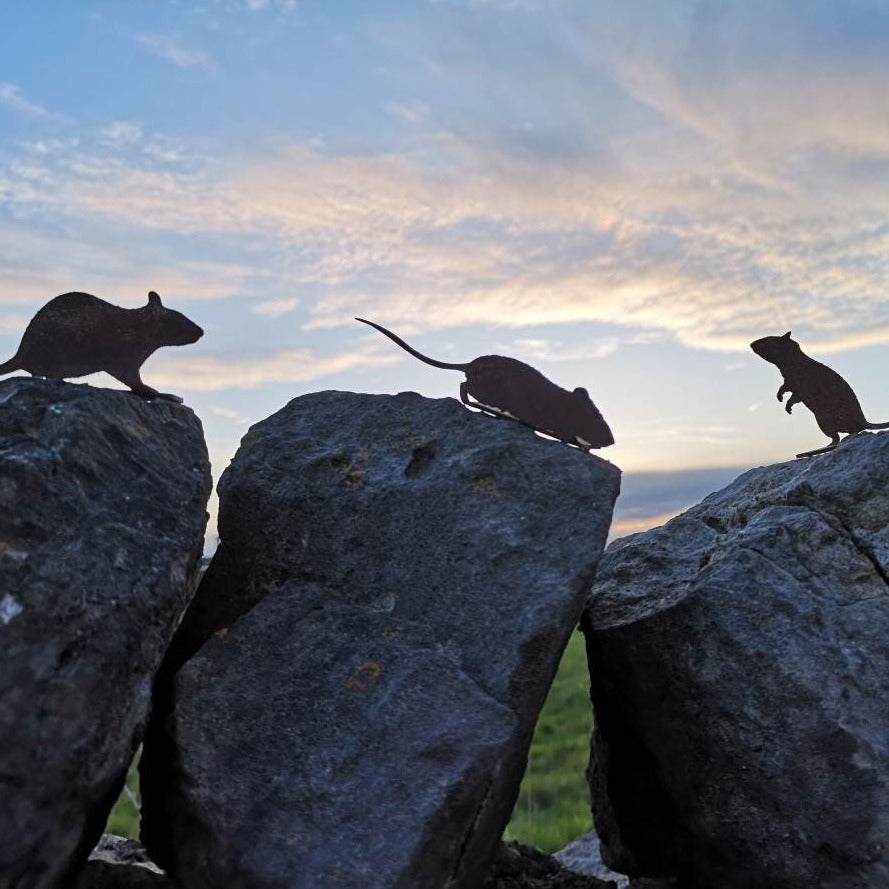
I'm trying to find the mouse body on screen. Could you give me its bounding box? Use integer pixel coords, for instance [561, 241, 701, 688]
[0, 290, 203, 403]
[750, 331, 889, 457]
[356, 317, 614, 449]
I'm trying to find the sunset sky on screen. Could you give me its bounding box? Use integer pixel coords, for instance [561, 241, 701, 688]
[3, 0, 889, 540]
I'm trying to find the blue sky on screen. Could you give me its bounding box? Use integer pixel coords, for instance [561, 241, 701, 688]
[3, 0, 889, 540]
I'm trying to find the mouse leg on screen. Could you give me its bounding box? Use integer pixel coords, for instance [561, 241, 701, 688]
[784, 393, 801, 415]
[459, 383, 504, 419]
[110, 369, 184, 404]
[796, 433, 840, 459]
[777, 383, 788, 402]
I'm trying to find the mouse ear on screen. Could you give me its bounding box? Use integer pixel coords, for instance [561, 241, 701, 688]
[783, 331, 792, 338]
[147, 291, 163, 307]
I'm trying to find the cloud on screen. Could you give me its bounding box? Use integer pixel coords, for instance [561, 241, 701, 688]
[609, 509, 682, 540]
[609, 464, 747, 539]
[0, 314, 27, 335]
[99, 122, 143, 148]
[0, 221, 252, 308]
[134, 32, 217, 71]
[251, 297, 300, 317]
[5, 3, 889, 355]
[497, 332, 663, 362]
[240, 0, 298, 9]
[385, 101, 429, 124]
[146, 345, 401, 391]
[5, 128, 889, 354]
[209, 405, 252, 426]
[0, 83, 65, 121]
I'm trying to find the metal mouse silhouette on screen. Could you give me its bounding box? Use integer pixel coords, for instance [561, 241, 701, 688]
[0, 290, 203, 403]
[751, 331, 889, 458]
[356, 317, 614, 450]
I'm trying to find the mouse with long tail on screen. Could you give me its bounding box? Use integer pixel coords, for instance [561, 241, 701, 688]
[356, 317, 614, 450]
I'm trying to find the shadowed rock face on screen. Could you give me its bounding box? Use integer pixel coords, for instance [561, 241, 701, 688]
[0, 378, 211, 889]
[141, 391, 620, 889]
[584, 431, 889, 889]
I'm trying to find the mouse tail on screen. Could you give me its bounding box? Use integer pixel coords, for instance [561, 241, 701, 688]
[0, 354, 21, 376]
[355, 318, 467, 371]
[865, 420, 889, 429]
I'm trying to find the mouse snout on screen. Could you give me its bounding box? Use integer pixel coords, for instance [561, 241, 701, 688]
[182, 316, 204, 343]
[174, 319, 203, 346]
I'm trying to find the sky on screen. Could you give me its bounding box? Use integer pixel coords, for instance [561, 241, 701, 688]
[2, 0, 889, 542]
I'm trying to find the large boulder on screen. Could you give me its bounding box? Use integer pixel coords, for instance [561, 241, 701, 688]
[141, 390, 620, 888]
[0, 378, 211, 889]
[584, 431, 889, 888]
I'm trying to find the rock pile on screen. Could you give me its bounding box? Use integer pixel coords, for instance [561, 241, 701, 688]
[584, 431, 889, 888]
[7, 375, 889, 889]
[140, 391, 620, 889]
[0, 379, 211, 889]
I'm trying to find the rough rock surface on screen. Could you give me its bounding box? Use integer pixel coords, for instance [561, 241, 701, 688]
[584, 431, 889, 889]
[556, 833, 629, 887]
[555, 833, 678, 889]
[0, 378, 211, 889]
[141, 391, 619, 889]
[78, 836, 171, 888]
[482, 842, 616, 889]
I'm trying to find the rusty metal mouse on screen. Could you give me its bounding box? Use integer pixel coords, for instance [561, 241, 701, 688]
[751, 331, 889, 457]
[0, 290, 203, 403]
[356, 317, 614, 450]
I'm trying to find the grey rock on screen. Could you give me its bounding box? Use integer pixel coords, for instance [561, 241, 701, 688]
[554, 834, 679, 889]
[584, 431, 889, 888]
[555, 833, 628, 887]
[482, 841, 617, 888]
[78, 835, 171, 888]
[142, 391, 619, 889]
[0, 379, 211, 889]
[88, 835, 164, 872]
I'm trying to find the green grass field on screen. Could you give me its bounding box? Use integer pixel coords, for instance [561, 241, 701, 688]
[504, 629, 593, 851]
[105, 751, 140, 838]
[106, 630, 593, 852]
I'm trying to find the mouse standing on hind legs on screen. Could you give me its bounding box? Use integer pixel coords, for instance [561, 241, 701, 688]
[355, 317, 614, 449]
[750, 331, 889, 458]
[0, 290, 203, 403]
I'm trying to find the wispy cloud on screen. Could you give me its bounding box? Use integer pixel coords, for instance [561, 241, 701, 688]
[0, 314, 27, 335]
[134, 32, 217, 71]
[497, 333, 663, 362]
[0, 220, 252, 308]
[251, 297, 300, 317]
[385, 101, 429, 124]
[5, 2, 889, 357]
[147, 345, 401, 391]
[0, 83, 64, 121]
[99, 122, 143, 149]
[209, 405, 252, 426]
[238, 0, 298, 9]
[4, 128, 889, 353]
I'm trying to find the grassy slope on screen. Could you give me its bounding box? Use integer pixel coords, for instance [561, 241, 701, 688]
[105, 752, 140, 837]
[106, 631, 593, 852]
[505, 629, 593, 851]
